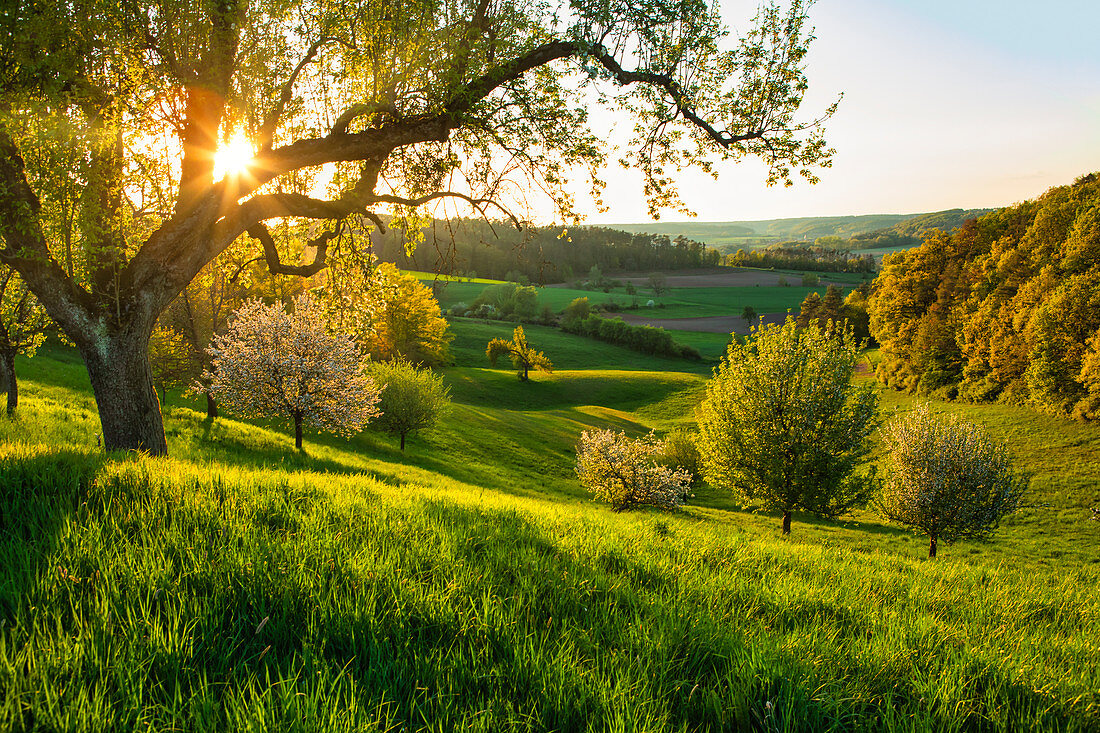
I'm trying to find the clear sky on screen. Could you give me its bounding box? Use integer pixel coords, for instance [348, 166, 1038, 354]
[581, 0, 1100, 224]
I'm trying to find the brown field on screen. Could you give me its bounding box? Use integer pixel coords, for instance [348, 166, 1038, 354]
[612, 311, 788, 334]
[547, 267, 853, 288]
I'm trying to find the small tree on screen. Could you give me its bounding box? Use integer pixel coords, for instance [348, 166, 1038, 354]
[696, 318, 880, 534]
[370, 359, 451, 451]
[206, 295, 381, 450]
[741, 305, 759, 329]
[486, 326, 553, 381]
[562, 297, 591, 327]
[0, 268, 50, 415]
[576, 429, 691, 511]
[626, 282, 639, 307]
[648, 273, 670, 298]
[877, 404, 1028, 558]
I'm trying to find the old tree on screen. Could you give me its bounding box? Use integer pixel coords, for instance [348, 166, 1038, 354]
[0, 0, 835, 454]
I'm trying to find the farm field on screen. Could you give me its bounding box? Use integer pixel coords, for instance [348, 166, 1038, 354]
[430, 276, 861, 324]
[2, 322, 1099, 730]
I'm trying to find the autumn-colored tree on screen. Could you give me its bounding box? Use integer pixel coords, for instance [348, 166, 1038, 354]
[868, 174, 1100, 417]
[370, 359, 451, 451]
[1, 0, 837, 454]
[0, 268, 50, 415]
[366, 264, 452, 366]
[206, 295, 380, 450]
[575, 429, 691, 511]
[486, 325, 552, 381]
[877, 404, 1028, 558]
[696, 318, 880, 534]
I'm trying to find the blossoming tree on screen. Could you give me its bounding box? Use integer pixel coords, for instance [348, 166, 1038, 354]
[575, 429, 691, 511]
[206, 294, 380, 450]
[877, 404, 1028, 558]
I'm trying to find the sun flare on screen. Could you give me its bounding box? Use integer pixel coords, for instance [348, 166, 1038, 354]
[212, 134, 255, 179]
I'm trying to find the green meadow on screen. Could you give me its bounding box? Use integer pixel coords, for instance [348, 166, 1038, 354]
[432, 280, 856, 319]
[2, 322, 1099, 731]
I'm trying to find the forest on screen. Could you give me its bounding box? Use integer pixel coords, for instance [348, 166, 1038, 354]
[868, 173, 1100, 419]
[368, 219, 721, 283]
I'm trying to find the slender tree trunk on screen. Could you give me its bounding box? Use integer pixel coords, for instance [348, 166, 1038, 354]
[781, 511, 792, 536]
[79, 326, 168, 455]
[206, 393, 218, 420]
[928, 534, 937, 559]
[294, 411, 303, 450]
[400, 432, 406, 451]
[0, 351, 17, 416]
[521, 362, 529, 381]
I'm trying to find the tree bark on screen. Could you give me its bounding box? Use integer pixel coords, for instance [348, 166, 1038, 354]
[400, 431, 406, 451]
[781, 511, 792, 536]
[294, 411, 303, 450]
[928, 534, 937, 559]
[206, 393, 219, 420]
[0, 351, 16, 416]
[80, 326, 168, 455]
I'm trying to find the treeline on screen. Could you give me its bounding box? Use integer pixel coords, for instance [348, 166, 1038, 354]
[370, 218, 719, 283]
[562, 311, 702, 360]
[724, 245, 877, 273]
[868, 172, 1100, 419]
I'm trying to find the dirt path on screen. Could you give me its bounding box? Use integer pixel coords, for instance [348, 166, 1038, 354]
[611, 312, 789, 334]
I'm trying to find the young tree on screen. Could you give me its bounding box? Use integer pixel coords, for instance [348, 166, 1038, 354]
[1, 0, 837, 454]
[486, 325, 552, 381]
[370, 359, 451, 451]
[575, 429, 691, 511]
[696, 318, 880, 534]
[877, 404, 1028, 558]
[648, 273, 670, 298]
[206, 294, 381, 451]
[741, 304, 758, 329]
[0, 268, 50, 415]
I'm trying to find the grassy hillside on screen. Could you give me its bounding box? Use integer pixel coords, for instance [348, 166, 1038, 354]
[2, 330, 1099, 730]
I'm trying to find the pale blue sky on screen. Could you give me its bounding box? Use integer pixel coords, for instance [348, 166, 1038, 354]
[581, 0, 1100, 223]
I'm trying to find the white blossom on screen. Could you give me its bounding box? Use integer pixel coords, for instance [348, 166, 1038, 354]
[575, 429, 691, 511]
[205, 294, 381, 448]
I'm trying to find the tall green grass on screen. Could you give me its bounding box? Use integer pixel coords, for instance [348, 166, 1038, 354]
[1, 335, 1099, 730]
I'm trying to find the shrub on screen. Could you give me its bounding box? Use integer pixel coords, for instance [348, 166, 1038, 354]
[877, 404, 1028, 558]
[659, 429, 702, 486]
[696, 318, 880, 534]
[801, 273, 819, 286]
[575, 429, 691, 511]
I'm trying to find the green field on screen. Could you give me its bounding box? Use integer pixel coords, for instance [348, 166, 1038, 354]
[3, 325, 1099, 730]
[432, 280, 854, 322]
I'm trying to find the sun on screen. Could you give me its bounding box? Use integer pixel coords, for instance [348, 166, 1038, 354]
[212, 133, 255, 179]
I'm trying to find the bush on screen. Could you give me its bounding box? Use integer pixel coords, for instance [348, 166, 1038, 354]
[560, 314, 700, 360]
[575, 429, 691, 511]
[659, 429, 702, 486]
[877, 404, 1028, 558]
[801, 273, 819, 286]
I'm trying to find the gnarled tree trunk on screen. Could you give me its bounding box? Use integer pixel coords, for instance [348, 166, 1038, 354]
[928, 534, 938, 559]
[781, 510, 792, 535]
[206, 393, 218, 420]
[79, 323, 167, 455]
[0, 351, 16, 416]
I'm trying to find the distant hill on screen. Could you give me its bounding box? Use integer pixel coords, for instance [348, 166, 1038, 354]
[602, 209, 993, 249]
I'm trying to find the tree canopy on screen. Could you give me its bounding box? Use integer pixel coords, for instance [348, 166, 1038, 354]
[868, 173, 1100, 418]
[0, 0, 836, 453]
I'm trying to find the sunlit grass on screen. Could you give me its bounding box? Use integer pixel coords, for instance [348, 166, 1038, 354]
[2, 335, 1099, 730]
